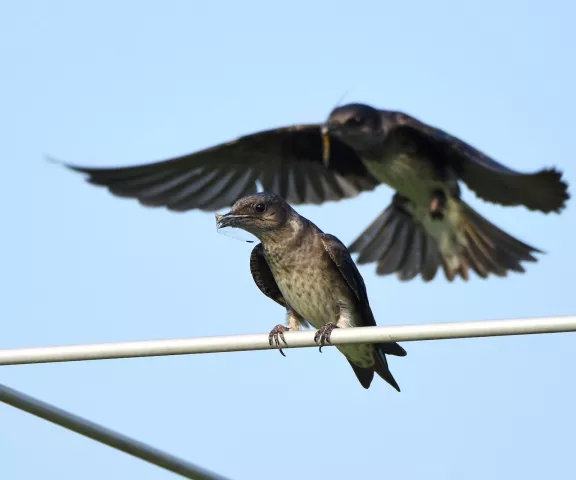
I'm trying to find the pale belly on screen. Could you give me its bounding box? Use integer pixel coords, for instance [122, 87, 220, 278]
[365, 155, 467, 271]
[364, 155, 447, 206]
[273, 266, 338, 330]
[268, 256, 375, 368]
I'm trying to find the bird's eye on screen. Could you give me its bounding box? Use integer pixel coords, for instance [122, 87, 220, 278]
[254, 203, 267, 213]
[346, 116, 364, 126]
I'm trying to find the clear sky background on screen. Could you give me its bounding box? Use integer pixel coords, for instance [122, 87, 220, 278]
[1, 1, 575, 479]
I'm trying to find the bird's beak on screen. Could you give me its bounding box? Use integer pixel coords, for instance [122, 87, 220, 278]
[215, 212, 233, 229]
[321, 125, 331, 168]
[215, 211, 249, 230]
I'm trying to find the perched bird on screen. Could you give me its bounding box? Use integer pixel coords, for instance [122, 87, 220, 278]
[216, 192, 406, 391]
[59, 102, 569, 282]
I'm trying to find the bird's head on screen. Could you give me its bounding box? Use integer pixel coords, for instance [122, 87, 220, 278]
[215, 192, 292, 240]
[321, 103, 383, 165]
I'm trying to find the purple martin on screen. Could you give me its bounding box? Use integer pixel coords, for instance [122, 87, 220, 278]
[216, 192, 406, 391]
[59, 102, 569, 282]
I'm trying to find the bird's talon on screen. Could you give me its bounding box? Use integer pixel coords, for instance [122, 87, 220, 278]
[429, 190, 446, 220]
[314, 323, 339, 352]
[268, 325, 290, 357]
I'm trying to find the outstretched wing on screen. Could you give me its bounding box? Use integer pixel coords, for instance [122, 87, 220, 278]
[57, 124, 379, 212]
[249, 243, 286, 308]
[385, 111, 569, 213]
[320, 233, 407, 357]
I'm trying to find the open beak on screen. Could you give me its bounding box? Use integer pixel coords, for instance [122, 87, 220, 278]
[321, 125, 331, 168]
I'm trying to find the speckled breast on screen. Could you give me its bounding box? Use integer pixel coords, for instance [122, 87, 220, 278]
[265, 248, 338, 329]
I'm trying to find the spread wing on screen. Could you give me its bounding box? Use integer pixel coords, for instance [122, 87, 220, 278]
[249, 243, 286, 308]
[385, 111, 569, 213]
[58, 124, 379, 212]
[320, 233, 406, 357]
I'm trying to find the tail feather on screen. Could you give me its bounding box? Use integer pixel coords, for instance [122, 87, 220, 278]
[348, 361, 374, 389]
[421, 233, 442, 281]
[349, 196, 541, 282]
[351, 206, 401, 263]
[375, 221, 412, 275]
[461, 202, 541, 260]
[373, 347, 401, 392]
[347, 344, 403, 392]
[349, 196, 443, 281]
[455, 201, 540, 280]
[463, 228, 505, 277]
[377, 341, 407, 357]
[397, 226, 422, 281]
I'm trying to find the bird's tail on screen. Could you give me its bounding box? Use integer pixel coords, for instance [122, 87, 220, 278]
[347, 362, 375, 389]
[347, 342, 406, 391]
[373, 346, 402, 392]
[348, 196, 443, 281]
[447, 200, 541, 280]
[349, 196, 541, 282]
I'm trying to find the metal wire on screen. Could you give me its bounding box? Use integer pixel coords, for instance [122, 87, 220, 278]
[1, 315, 574, 366]
[2, 315, 574, 477]
[0, 383, 231, 480]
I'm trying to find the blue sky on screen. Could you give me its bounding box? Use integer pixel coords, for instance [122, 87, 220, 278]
[1, 1, 575, 478]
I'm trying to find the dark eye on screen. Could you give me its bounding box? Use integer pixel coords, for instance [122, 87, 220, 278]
[254, 203, 267, 213]
[346, 116, 364, 126]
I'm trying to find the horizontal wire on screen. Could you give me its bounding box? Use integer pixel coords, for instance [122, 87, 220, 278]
[1, 315, 574, 366]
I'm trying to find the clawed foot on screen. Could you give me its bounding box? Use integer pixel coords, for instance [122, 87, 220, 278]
[314, 322, 339, 353]
[268, 324, 290, 357]
[429, 190, 446, 220]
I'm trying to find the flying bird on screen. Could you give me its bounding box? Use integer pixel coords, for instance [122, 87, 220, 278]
[216, 192, 406, 391]
[59, 102, 569, 282]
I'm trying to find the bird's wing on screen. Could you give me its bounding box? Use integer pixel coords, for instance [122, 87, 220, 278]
[387, 111, 569, 213]
[249, 243, 286, 308]
[319, 233, 372, 318]
[57, 124, 379, 212]
[320, 233, 407, 357]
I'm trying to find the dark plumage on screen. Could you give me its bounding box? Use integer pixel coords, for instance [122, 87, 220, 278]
[58, 102, 569, 282]
[58, 125, 378, 211]
[216, 193, 406, 391]
[323, 104, 566, 281]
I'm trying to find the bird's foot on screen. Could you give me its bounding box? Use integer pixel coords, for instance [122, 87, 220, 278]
[429, 190, 446, 220]
[314, 322, 339, 353]
[268, 324, 290, 357]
